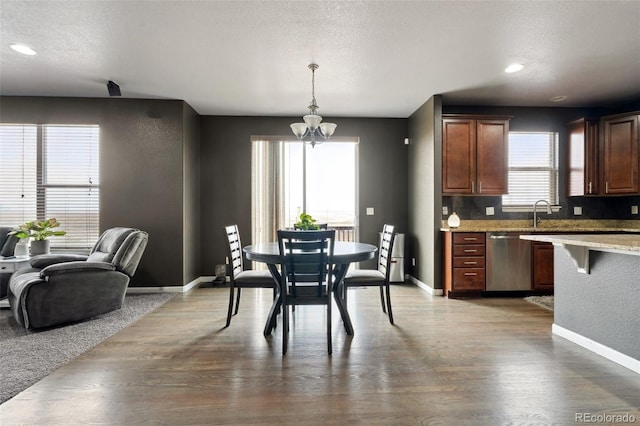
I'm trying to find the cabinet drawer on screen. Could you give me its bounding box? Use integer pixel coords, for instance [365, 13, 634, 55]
[453, 257, 485, 268]
[453, 245, 485, 257]
[0, 263, 17, 273]
[453, 268, 485, 290]
[453, 233, 485, 244]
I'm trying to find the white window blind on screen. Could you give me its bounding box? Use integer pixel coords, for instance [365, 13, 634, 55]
[0, 124, 100, 249]
[0, 125, 37, 225]
[502, 132, 558, 207]
[42, 126, 100, 248]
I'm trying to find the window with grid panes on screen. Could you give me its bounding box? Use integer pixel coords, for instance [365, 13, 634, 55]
[502, 132, 559, 208]
[0, 124, 99, 249]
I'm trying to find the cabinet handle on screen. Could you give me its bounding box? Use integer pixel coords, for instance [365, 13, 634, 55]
[463, 261, 477, 265]
[479, 181, 482, 193]
[464, 272, 477, 276]
[471, 181, 475, 193]
[463, 237, 477, 241]
[605, 181, 609, 193]
[588, 181, 592, 194]
[464, 249, 477, 253]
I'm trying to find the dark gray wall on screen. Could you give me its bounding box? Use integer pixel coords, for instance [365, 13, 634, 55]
[554, 248, 640, 360]
[199, 116, 409, 275]
[0, 96, 198, 287]
[407, 95, 442, 289]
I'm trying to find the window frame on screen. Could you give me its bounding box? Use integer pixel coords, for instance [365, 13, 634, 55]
[0, 123, 100, 250]
[501, 131, 561, 213]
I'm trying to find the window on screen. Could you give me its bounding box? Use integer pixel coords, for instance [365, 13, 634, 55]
[502, 132, 558, 209]
[251, 137, 358, 248]
[0, 124, 100, 248]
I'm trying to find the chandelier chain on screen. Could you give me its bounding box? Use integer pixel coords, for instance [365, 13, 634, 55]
[309, 63, 318, 113]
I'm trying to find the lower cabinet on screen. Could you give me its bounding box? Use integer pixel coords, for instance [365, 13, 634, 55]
[444, 232, 554, 297]
[532, 241, 554, 291]
[443, 232, 485, 298]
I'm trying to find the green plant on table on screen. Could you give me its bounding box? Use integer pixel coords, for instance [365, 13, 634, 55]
[9, 218, 67, 241]
[294, 213, 320, 230]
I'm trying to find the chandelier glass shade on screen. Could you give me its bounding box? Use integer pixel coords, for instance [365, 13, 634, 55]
[290, 63, 336, 147]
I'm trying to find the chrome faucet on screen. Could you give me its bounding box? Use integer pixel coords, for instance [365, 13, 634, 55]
[533, 199, 552, 228]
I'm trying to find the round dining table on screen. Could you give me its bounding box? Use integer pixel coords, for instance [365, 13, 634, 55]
[243, 241, 377, 336]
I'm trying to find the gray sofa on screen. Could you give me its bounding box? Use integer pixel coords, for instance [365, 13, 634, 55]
[8, 227, 149, 329]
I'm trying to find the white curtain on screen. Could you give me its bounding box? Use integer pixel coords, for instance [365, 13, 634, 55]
[251, 139, 287, 257]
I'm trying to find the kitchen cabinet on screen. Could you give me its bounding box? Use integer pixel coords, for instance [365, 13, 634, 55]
[567, 118, 599, 196]
[443, 232, 485, 298]
[442, 115, 511, 195]
[532, 242, 554, 291]
[602, 113, 639, 195]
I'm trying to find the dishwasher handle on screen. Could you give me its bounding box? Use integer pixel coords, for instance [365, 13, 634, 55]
[489, 235, 521, 240]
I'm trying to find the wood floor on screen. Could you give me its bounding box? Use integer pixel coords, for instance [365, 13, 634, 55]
[1, 283, 639, 425]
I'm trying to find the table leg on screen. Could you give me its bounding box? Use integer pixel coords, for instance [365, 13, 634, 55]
[263, 263, 282, 336]
[332, 263, 354, 335]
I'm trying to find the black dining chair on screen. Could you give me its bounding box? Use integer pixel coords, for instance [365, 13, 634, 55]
[278, 229, 335, 355]
[343, 224, 396, 324]
[224, 225, 277, 328]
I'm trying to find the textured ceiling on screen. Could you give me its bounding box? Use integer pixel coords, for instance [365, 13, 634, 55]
[1, 1, 639, 117]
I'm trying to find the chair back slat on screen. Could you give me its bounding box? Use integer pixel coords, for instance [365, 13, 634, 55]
[378, 224, 396, 278]
[225, 225, 244, 277]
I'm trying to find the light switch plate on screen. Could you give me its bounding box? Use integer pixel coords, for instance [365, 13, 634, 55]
[442, 206, 449, 215]
[366, 207, 374, 216]
[632, 205, 639, 215]
[574, 206, 583, 216]
[486, 206, 495, 216]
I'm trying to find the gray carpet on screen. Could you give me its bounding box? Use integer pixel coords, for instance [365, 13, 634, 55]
[524, 295, 554, 311]
[0, 292, 174, 404]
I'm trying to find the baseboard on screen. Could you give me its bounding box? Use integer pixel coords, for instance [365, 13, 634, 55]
[406, 275, 444, 296]
[126, 275, 447, 299]
[552, 323, 640, 374]
[127, 276, 215, 294]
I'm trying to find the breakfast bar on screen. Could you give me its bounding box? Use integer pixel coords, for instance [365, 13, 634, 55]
[521, 234, 640, 374]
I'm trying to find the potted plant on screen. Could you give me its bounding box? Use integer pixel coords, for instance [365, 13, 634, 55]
[294, 212, 320, 230]
[9, 218, 67, 255]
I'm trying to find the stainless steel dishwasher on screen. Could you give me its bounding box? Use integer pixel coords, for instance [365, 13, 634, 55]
[486, 232, 532, 291]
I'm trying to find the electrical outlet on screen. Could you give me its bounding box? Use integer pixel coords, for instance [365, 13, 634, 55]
[366, 207, 374, 215]
[442, 206, 449, 215]
[412, 258, 416, 267]
[574, 206, 583, 216]
[486, 206, 495, 216]
[632, 205, 639, 215]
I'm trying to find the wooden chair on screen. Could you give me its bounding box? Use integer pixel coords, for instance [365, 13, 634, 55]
[224, 225, 277, 328]
[343, 224, 396, 324]
[277, 229, 335, 355]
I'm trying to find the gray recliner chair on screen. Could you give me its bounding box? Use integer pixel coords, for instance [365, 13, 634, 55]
[8, 227, 149, 329]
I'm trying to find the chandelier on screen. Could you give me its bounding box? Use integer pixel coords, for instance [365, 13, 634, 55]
[290, 63, 337, 147]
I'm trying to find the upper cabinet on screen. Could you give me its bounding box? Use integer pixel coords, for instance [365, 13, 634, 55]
[602, 113, 639, 195]
[442, 115, 511, 195]
[567, 118, 599, 196]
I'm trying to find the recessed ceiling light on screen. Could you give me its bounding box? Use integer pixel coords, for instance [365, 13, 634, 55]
[550, 95, 568, 102]
[504, 63, 524, 73]
[10, 44, 37, 55]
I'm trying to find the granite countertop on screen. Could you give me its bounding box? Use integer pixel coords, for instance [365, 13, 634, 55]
[440, 219, 640, 233]
[520, 234, 640, 254]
